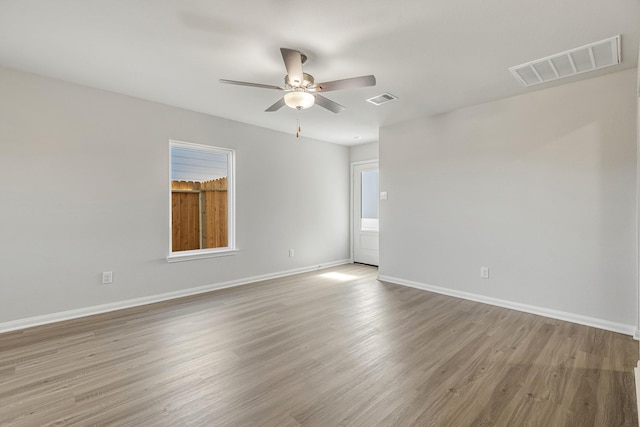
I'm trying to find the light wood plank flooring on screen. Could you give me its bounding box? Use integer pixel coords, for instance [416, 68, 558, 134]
[0, 264, 637, 426]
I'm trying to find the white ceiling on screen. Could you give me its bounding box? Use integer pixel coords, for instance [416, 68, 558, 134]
[0, 0, 638, 146]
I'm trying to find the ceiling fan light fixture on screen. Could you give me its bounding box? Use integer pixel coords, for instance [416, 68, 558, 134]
[284, 90, 315, 110]
[220, 48, 376, 114]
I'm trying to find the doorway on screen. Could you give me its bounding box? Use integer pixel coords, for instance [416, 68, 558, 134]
[352, 160, 379, 266]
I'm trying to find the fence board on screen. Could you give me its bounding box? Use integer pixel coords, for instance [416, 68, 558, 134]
[204, 190, 228, 248]
[171, 192, 200, 251]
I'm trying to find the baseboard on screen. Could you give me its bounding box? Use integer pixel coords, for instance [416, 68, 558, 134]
[0, 259, 351, 334]
[378, 275, 636, 336]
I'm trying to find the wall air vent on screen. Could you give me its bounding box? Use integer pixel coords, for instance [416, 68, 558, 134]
[367, 93, 398, 106]
[509, 35, 621, 87]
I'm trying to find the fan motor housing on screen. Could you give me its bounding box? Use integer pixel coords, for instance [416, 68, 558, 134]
[285, 73, 314, 89]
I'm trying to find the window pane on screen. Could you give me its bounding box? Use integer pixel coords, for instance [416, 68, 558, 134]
[361, 170, 379, 231]
[171, 146, 227, 182]
[170, 141, 233, 252]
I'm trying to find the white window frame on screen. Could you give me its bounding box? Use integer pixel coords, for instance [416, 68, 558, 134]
[167, 140, 237, 263]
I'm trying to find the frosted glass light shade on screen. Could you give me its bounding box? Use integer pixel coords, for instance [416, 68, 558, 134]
[284, 91, 315, 110]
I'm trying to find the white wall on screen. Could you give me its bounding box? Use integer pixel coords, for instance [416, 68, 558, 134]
[379, 69, 638, 330]
[0, 67, 350, 324]
[637, 49, 640, 336]
[350, 142, 379, 163]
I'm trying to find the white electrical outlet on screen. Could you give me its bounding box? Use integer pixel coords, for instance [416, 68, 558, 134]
[102, 271, 113, 284]
[289, 249, 295, 258]
[480, 267, 489, 279]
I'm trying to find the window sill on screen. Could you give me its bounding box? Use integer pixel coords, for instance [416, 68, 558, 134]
[167, 248, 239, 263]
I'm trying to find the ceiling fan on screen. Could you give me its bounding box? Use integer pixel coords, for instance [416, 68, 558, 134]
[219, 48, 376, 114]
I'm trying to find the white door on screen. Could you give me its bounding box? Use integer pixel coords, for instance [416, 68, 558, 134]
[352, 161, 379, 266]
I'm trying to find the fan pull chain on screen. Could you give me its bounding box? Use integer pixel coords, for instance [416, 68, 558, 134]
[296, 114, 301, 138]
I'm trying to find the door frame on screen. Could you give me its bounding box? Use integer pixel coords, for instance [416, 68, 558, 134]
[350, 159, 379, 263]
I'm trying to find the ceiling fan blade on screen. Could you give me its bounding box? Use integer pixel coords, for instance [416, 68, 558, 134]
[265, 98, 286, 112]
[314, 94, 346, 114]
[280, 48, 304, 86]
[315, 75, 376, 92]
[219, 79, 284, 90]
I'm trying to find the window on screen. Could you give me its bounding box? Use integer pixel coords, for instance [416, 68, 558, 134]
[168, 140, 235, 262]
[360, 169, 379, 231]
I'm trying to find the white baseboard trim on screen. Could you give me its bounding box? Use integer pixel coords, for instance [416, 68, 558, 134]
[0, 259, 351, 334]
[378, 275, 636, 337]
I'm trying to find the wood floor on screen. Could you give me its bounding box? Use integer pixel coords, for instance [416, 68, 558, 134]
[0, 264, 637, 426]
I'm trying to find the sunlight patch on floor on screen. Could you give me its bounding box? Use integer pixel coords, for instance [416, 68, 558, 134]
[319, 272, 359, 281]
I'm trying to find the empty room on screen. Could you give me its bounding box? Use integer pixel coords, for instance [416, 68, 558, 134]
[1, 0, 640, 425]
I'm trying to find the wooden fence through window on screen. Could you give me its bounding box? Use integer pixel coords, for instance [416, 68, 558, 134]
[171, 178, 228, 252]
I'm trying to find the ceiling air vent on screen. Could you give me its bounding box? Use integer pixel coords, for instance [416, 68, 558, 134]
[509, 35, 621, 87]
[367, 93, 398, 106]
